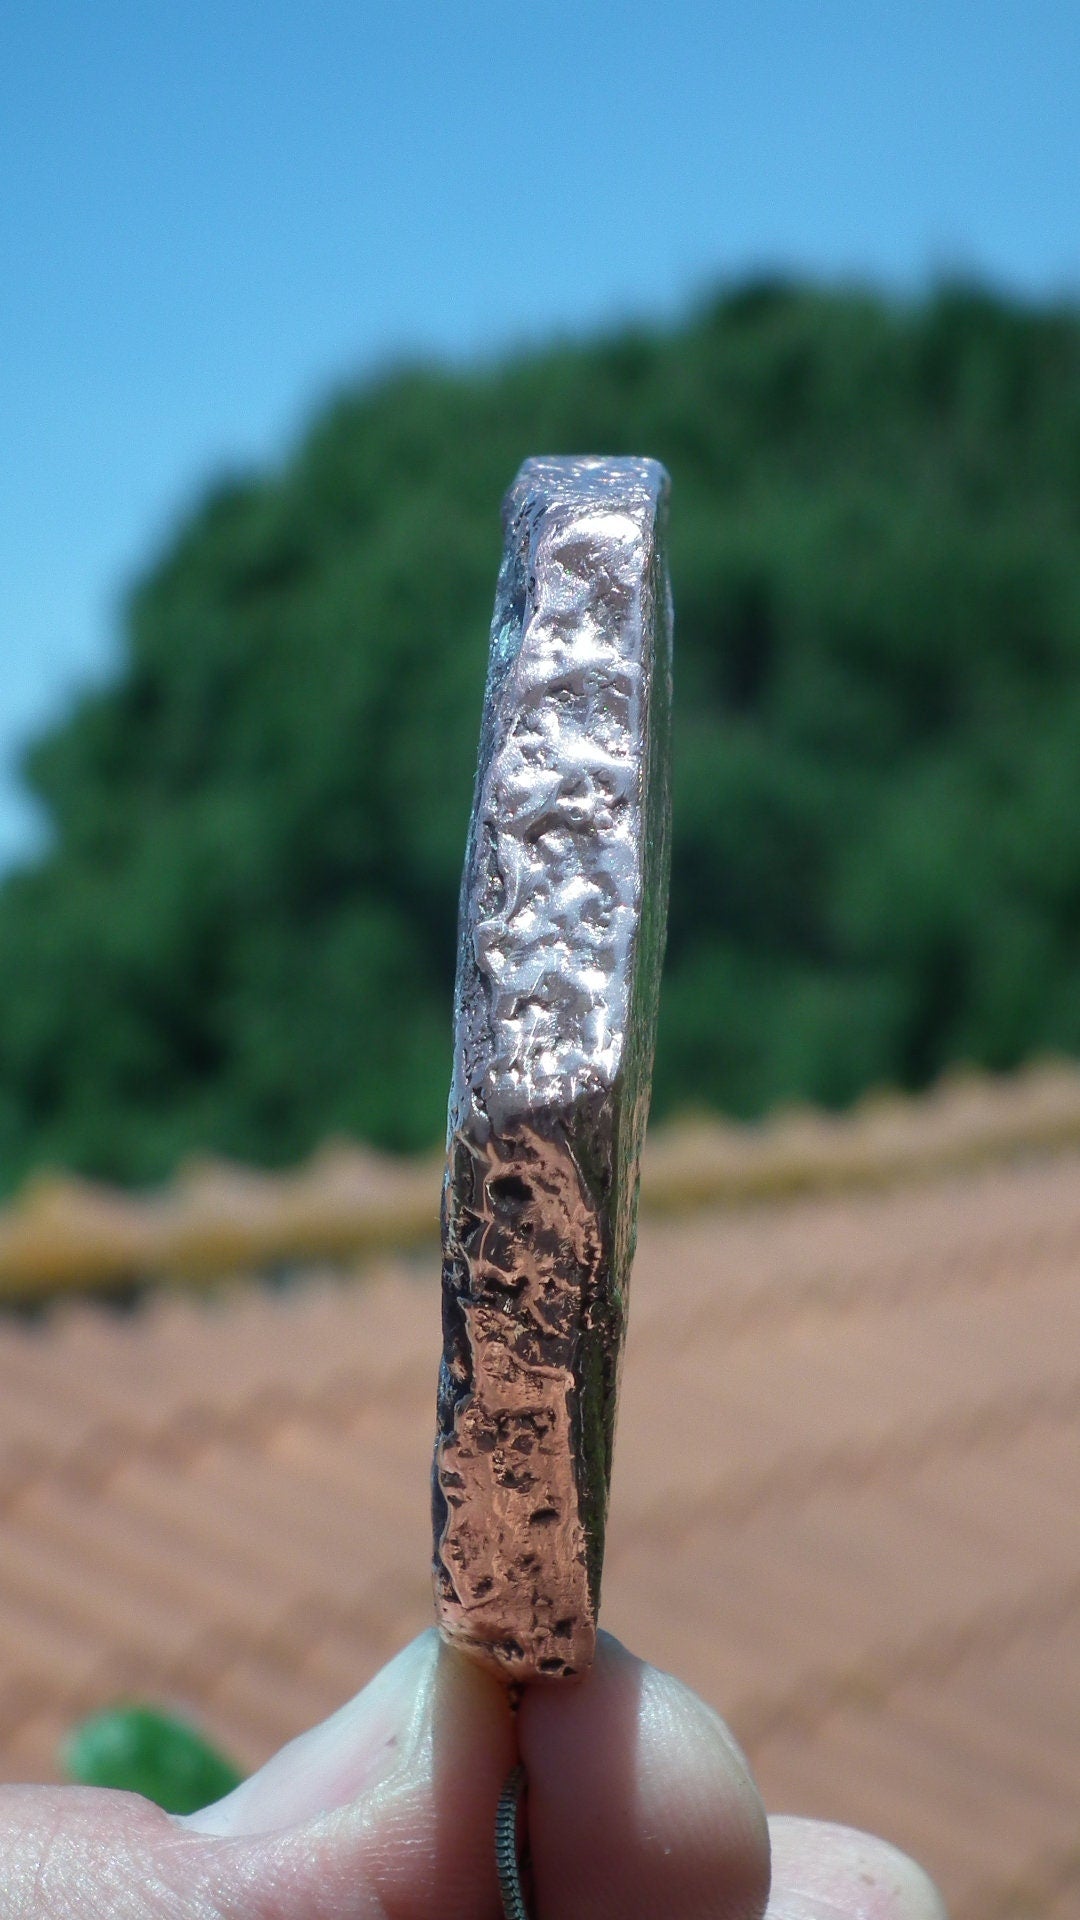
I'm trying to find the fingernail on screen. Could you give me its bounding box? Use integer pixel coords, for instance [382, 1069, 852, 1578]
[181, 1629, 440, 1835]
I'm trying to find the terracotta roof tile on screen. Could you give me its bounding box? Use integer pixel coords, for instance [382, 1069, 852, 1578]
[0, 1114, 1076, 1918]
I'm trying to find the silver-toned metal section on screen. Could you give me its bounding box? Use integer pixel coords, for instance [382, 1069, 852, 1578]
[432, 456, 673, 1680]
[495, 1764, 531, 1920]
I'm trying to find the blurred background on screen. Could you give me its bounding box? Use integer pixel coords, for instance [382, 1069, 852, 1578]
[1, 5, 1079, 1914]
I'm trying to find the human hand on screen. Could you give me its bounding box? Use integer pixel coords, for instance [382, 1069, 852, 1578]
[0, 1631, 945, 1918]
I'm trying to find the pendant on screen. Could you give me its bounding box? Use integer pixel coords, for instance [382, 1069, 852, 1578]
[431, 455, 673, 1685]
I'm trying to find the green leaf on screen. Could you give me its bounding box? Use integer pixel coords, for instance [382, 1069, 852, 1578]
[63, 1705, 244, 1814]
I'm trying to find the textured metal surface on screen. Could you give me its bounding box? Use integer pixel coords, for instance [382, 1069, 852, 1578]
[432, 455, 673, 1681]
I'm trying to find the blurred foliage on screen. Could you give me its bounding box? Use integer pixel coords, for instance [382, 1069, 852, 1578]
[3, 280, 1080, 1188]
[63, 1705, 243, 1813]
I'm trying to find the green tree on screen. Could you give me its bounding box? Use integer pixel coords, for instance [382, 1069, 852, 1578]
[3, 282, 1080, 1189]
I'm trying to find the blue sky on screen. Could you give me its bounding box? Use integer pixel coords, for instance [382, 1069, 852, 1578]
[2, 0, 1078, 865]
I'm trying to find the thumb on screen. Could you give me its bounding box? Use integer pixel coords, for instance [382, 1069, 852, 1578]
[0, 1631, 516, 1919]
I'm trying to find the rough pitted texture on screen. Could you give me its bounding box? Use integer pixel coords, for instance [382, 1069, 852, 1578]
[432, 456, 673, 1681]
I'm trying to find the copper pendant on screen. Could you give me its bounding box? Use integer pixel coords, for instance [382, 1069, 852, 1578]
[432, 456, 673, 1682]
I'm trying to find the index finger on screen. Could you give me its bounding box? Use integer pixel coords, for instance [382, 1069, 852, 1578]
[518, 1633, 771, 1920]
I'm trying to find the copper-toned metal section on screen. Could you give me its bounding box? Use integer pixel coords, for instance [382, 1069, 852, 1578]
[432, 456, 673, 1681]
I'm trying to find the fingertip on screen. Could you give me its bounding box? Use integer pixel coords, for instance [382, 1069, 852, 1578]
[185, 1629, 517, 1919]
[767, 1817, 947, 1920]
[183, 1629, 444, 1835]
[350, 1630, 518, 1920]
[519, 1634, 770, 1920]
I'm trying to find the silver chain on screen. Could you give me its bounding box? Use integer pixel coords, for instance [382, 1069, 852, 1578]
[495, 1764, 531, 1920]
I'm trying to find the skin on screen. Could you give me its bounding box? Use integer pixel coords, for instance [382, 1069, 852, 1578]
[0, 1631, 947, 1920]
